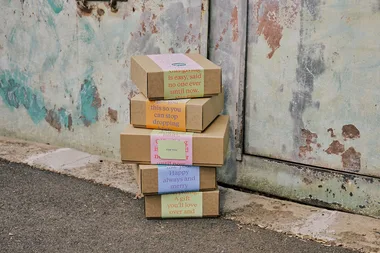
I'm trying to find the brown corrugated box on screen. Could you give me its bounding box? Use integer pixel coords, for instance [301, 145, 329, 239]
[120, 115, 229, 167]
[139, 165, 217, 195]
[144, 190, 219, 219]
[131, 92, 224, 133]
[131, 54, 222, 100]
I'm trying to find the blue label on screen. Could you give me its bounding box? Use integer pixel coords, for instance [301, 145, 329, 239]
[157, 165, 200, 194]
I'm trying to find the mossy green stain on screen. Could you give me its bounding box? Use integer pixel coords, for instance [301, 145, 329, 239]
[0, 69, 47, 124]
[79, 77, 101, 126]
[47, 0, 64, 14]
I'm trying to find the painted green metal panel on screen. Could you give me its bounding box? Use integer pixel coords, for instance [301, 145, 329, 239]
[238, 155, 380, 218]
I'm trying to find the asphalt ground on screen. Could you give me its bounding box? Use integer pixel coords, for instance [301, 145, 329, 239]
[0, 159, 357, 253]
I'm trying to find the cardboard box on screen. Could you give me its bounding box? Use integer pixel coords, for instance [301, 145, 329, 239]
[131, 53, 222, 100]
[120, 115, 229, 167]
[144, 190, 219, 219]
[139, 165, 217, 195]
[131, 92, 224, 132]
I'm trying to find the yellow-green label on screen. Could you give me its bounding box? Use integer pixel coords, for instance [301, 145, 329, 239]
[147, 54, 205, 99]
[161, 192, 203, 218]
[164, 70, 205, 99]
[158, 140, 186, 160]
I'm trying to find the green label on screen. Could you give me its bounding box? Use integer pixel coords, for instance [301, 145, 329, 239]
[164, 69, 205, 99]
[158, 140, 186, 160]
[161, 192, 203, 218]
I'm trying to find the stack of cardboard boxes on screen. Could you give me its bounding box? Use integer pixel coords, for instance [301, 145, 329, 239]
[120, 53, 229, 218]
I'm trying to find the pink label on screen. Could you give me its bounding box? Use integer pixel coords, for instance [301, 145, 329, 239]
[150, 130, 193, 165]
[147, 54, 203, 71]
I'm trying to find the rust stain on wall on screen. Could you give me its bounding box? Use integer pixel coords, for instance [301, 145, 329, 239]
[327, 128, 336, 137]
[107, 107, 118, 123]
[215, 26, 228, 50]
[302, 177, 313, 185]
[214, 5, 239, 50]
[299, 129, 318, 158]
[77, 1, 94, 17]
[341, 147, 361, 172]
[97, 8, 105, 16]
[141, 22, 146, 33]
[342, 124, 360, 140]
[255, 0, 283, 59]
[230, 6, 239, 42]
[299, 145, 313, 157]
[302, 129, 318, 145]
[325, 140, 345, 155]
[282, 0, 300, 28]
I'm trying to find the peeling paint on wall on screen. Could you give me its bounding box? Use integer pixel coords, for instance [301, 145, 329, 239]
[79, 74, 101, 127]
[341, 147, 361, 172]
[325, 140, 345, 155]
[0, 69, 47, 124]
[47, 0, 64, 14]
[107, 107, 118, 123]
[255, 0, 283, 59]
[342, 124, 360, 140]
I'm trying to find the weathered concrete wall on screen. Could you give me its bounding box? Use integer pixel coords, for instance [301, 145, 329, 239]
[0, 0, 208, 158]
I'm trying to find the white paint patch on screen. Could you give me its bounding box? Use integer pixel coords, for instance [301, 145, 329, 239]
[24, 148, 100, 171]
[24, 148, 71, 164]
[291, 210, 338, 242]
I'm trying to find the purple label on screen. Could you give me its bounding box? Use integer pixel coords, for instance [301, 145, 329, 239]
[157, 165, 200, 194]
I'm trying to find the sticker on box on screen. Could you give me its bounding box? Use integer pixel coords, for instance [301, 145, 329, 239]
[150, 130, 193, 165]
[145, 99, 189, 131]
[157, 165, 200, 194]
[148, 54, 204, 99]
[161, 192, 203, 218]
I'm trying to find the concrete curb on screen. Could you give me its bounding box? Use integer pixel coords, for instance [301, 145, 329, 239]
[1, 136, 379, 252]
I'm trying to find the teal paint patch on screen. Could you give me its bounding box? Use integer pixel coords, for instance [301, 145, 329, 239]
[47, 0, 64, 14]
[8, 28, 17, 45]
[0, 69, 47, 124]
[79, 74, 101, 127]
[80, 21, 95, 44]
[42, 16, 60, 72]
[42, 55, 59, 71]
[46, 15, 56, 29]
[58, 108, 72, 130]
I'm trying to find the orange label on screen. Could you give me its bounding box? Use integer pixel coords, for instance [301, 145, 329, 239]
[146, 99, 188, 131]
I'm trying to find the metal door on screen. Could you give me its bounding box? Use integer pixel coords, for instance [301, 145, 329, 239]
[244, 0, 380, 177]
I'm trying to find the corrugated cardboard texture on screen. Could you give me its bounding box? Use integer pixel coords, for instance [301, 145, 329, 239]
[130, 54, 222, 100]
[120, 115, 229, 167]
[139, 165, 217, 195]
[131, 92, 224, 132]
[144, 190, 220, 218]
